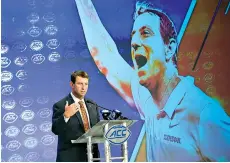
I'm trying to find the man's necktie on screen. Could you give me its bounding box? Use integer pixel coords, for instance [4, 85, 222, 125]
[157, 111, 166, 120]
[78, 101, 90, 132]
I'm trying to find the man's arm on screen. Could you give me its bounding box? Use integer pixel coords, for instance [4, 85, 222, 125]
[52, 103, 68, 135]
[198, 102, 230, 161]
[52, 103, 83, 140]
[75, 0, 136, 107]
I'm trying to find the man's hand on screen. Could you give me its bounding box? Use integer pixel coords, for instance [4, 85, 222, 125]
[64, 101, 79, 118]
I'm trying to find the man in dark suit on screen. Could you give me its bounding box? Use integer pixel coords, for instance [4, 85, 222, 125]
[52, 70, 100, 162]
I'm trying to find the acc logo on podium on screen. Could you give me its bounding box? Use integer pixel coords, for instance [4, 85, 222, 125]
[105, 125, 131, 145]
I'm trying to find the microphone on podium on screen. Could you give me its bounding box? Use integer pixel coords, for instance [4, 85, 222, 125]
[85, 99, 129, 120]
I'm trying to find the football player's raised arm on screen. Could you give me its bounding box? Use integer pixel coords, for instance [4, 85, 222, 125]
[75, 0, 136, 107]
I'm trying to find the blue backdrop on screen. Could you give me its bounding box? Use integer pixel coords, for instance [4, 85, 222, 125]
[1, 0, 191, 161]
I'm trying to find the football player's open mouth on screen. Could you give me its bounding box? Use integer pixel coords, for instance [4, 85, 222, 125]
[135, 54, 147, 69]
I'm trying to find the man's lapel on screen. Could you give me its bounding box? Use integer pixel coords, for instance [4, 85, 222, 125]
[67, 94, 84, 129]
[85, 99, 97, 127]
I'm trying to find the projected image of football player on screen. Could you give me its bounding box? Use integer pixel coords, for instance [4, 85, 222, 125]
[75, 0, 230, 161]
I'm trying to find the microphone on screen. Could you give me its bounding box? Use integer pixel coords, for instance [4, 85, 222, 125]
[101, 109, 112, 120]
[111, 110, 122, 120]
[85, 99, 113, 120]
[112, 110, 129, 120]
[85, 99, 113, 111]
[85, 99, 129, 120]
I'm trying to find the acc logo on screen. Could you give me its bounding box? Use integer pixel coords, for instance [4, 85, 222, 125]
[48, 51, 61, 62]
[4, 126, 20, 138]
[46, 39, 60, 49]
[2, 99, 16, 110]
[44, 25, 58, 36]
[22, 124, 37, 135]
[39, 121, 52, 132]
[25, 152, 40, 162]
[8, 154, 23, 162]
[43, 12, 55, 23]
[38, 108, 52, 118]
[14, 56, 28, 66]
[41, 135, 55, 145]
[16, 70, 28, 80]
[1, 85, 15, 95]
[27, 26, 42, 37]
[24, 137, 38, 149]
[3, 112, 18, 123]
[19, 97, 34, 107]
[31, 53, 45, 64]
[105, 125, 131, 145]
[1, 71, 13, 82]
[6, 140, 21, 151]
[21, 110, 35, 121]
[27, 12, 39, 24]
[1, 44, 9, 54]
[30, 40, 44, 51]
[1, 57, 11, 68]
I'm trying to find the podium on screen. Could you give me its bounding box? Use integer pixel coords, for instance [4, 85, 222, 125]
[72, 120, 136, 162]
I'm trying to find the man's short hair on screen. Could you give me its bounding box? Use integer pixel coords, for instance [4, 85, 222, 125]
[134, 1, 178, 66]
[71, 70, 89, 84]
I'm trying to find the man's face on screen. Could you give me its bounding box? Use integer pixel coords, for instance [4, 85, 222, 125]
[71, 76, 89, 99]
[131, 13, 167, 87]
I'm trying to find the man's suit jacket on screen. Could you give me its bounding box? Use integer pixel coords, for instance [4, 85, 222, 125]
[52, 94, 100, 162]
